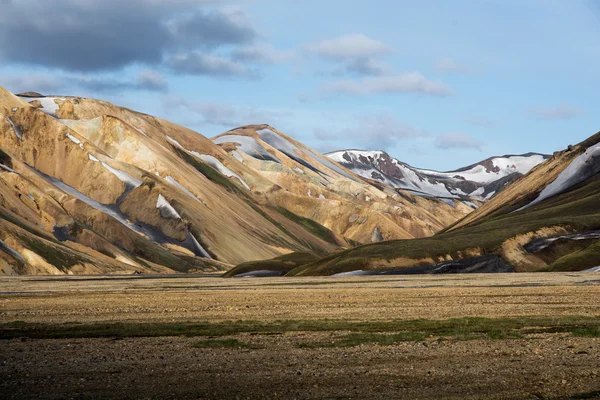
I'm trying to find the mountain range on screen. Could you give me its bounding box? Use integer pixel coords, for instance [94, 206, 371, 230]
[1, 86, 596, 277]
[327, 149, 548, 201]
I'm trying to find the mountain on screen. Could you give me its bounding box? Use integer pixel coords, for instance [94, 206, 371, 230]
[327, 150, 549, 200]
[0, 86, 471, 275]
[226, 130, 600, 276]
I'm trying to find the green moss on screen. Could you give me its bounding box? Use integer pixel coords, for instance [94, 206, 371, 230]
[548, 240, 600, 271]
[172, 146, 242, 194]
[2, 316, 597, 341]
[223, 251, 319, 277]
[276, 207, 338, 245]
[14, 233, 89, 272]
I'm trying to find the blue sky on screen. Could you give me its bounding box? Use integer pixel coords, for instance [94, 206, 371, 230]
[1, 0, 599, 170]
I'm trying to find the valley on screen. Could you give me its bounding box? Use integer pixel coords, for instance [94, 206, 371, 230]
[1, 273, 599, 399]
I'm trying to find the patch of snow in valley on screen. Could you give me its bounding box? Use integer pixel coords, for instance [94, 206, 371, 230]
[66, 133, 84, 150]
[519, 142, 600, 210]
[194, 154, 251, 190]
[38, 171, 159, 239]
[23, 97, 64, 117]
[231, 150, 244, 162]
[213, 135, 280, 162]
[167, 136, 250, 190]
[0, 163, 16, 173]
[165, 176, 205, 205]
[333, 270, 371, 276]
[101, 162, 142, 188]
[307, 189, 312, 197]
[27, 194, 35, 200]
[156, 194, 182, 220]
[0, 239, 25, 261]
[86, 153, 141, 188]
[133, 126, 148, 136]
[293, 166, 304, 174]
[6, 117, 22, 140]
[584, 266, 600, 272]
[187, 232, 212, 259]
[319, 194, 326, 200]
[166, 136, 184, 148]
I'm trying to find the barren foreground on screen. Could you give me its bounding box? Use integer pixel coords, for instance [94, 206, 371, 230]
[1, 273, 599, 399]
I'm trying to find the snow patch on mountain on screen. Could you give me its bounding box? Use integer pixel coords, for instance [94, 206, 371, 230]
[195, 154, 250, 190]
[156, 194, 181, 220]
[231, 150, 244, 163]
[22, 97, 64, 117]
[165, 176, 205, 205]
[213, 134, 281, 162]
[0, 163, 16, 173]
[6, 117, 22, 140]
[101, 162, 142, 188]
[167, 136, 250, 190]
[519, 142, 600, 210]
[418, 154, 547, 185]
[188, 232, 212, 259]
[0, 239, 25, 261]
[133, 126, 148, 137]
[66, 133, 84, 149]
[329, 150, 547, 201]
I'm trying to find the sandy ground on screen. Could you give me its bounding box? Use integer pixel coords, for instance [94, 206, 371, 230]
[1, 273, 600, 399]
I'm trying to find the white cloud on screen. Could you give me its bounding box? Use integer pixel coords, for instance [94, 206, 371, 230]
[307, 34, 390, 61]
[435, 132, 484, 151]
[434, 57, 471, 74]
[321, 73, 453, 96]
[530, 105, 583, 120]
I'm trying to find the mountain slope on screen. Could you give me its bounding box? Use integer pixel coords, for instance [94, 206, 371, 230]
[328, 150, 548, 200]
[0, 87, 472, 275]
[212, 125, 472, 244]
[227, 130, 600, 276]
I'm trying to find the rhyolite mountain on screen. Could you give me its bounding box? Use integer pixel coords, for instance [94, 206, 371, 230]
[0, 86, 474, 275]
[327, 149, 549, 201]
[227, 130, 600, 277]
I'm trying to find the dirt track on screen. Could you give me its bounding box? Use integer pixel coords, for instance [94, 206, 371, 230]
[1, 273, 599, 399]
